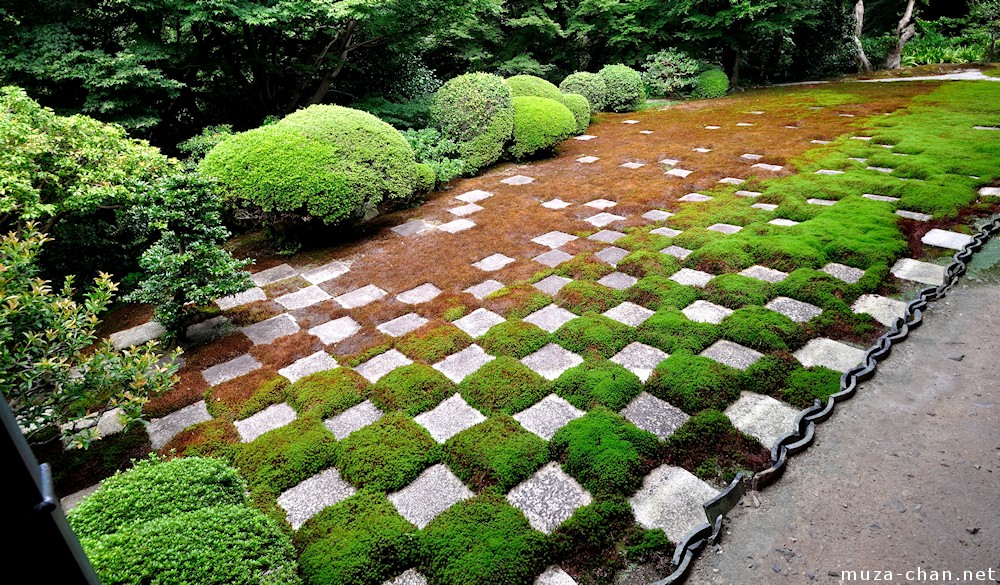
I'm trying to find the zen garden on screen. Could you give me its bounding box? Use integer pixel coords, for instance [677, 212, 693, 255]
[2, 0, 999, 584]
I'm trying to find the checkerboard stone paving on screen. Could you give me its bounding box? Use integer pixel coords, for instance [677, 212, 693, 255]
[354, 349, 414, 383]
[521, 344, 584, 380]
[921, 228, 974, 251]
[611, 342, 669, 383]
[682, 300, 733, 324]
[437, 218, 476, 233]
[309, 316, 361, 345]
[542, 198, 572, 209]
[433, 345, 495, 383]
[532, 231, 579, 248]
[413, 393, 487, 443]
[391, 219, 434, 237]
[794, 338, 866, 372]
[252, 263, 297, 286]
[740, 265, 789, 283]
[707, 223, 743, 234]
[278, 468, 356, 530]
[700, 339, 764, 370]
[242, 313, 300, 345]
[397, 283, 441, 304]
[621, 392, 688, 440]
[852, 294, 908, 326]
[335, 285, 388, 308]
[147, 400, 212, 450]
[890, 258, 946, 285]
[724, 392, 801, 451]
[642, 209, 674, 221]
[514, 394, 585, 440]
[456, 189, 493, 203]
[629, 465, 720, 543]
[501, 175, 535, 185]
[235, 403, 297, 443]
[278, 351, 339, 383]
[383, 569, 428, 585]
[449, 203, 484, 216]
[821, 262, 865, 284]
[584, 212, 627, 227]
[652, 227, 682, 238]
[679, 193, 712, 202]
[533, 275, 573, 296]
[453, 308, 505, 338]
[300, 260, 350, 285]
[597, 272, 638, 290]
[896, 209, 933, 221]
[275, 285, 331, 311]
[766, 296, 822, 323]
[670, 268, 713, 288]
[216, 286, 267, 310]
[324, 400, 383, 440]
[377, 313, 429, 337]
[473, 253, 516, 271]
[464, 279, 505, 299]
[389, 464, 474, 529]
[524, 305, 577, 333]
[534, 249, 575, 267]
[595, 246, 629, 265]
[603, 302, 655, 327]
[661, 245, 692, 260]
[202, 353, 262, 386]
[585, 198, 617, 209]
[769, 218, 800, 227]
[506, 462, 593, 534]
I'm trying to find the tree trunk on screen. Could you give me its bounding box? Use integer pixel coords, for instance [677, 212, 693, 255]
[851, 0, 872, 72]
[883, 0, 917, 70]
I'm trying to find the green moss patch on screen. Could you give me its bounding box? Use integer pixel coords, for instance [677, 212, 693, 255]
[646, 352, 741, 414]
[617, 250, 680, 278]
[664, 410, 771, 485]
[556, 253, 615, 280]
[702, 273, 773, 309]
[477, 319, 551, 358]
[719, 306, 803, 351]
[553, 313, 634, 358]
[458, 356, 549, 415]
[371, 363, 455, 416]
[551, 357, 643, 411]
[636, 308, 720, 354]
[444, 415, 548, 492]
[395, 322, 472, 363]
[485, 283, 552, 319]
[337, 412, 439, 492]
[781, 366, 842, 408]
[555, 281, 624, 315]
[286, 368, 369, 418]
[626, 276, 699, 311]
[234, 416, 339, 498]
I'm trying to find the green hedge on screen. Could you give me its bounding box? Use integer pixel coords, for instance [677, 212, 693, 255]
[558, 93, 591, 134]
[506, 74, 563, 101]
[692, 69, 730, 99]
[508, 96, 576, 160]
[559, 72, 607, 114]
[598, 64, 645, 112]
[431, 73, 514, 172]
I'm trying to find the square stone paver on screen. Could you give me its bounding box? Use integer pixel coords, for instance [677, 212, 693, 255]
[621, 162, 646, 169]
[464, 279, 505, 299]
[589, 229, 627, 243]
[660, 158, 681, 166]
[203, 354, 262, 386]
[724, 392, 800, 451]
[752, 163, 784, 172]
[385, 568, 428, 585]
[740, 265, 788, 283]
[611, 343, 669, 382]
[814, 169, 843, 175]
[278, 351, 339, 383]
[532, 231, 579, 248]
[891, 258, 946, 285]
[793, 338, 866, 372]
[536, 567, 578, 585]
[896, 209, 933, 221]
[621, 392, 689, 439]
[354, 349, 414, 383]
[437, 219, 476, 233]
[513, 394, 586, 440]
[752, 203, 779, 211]
[640, 130, 654, 135]
[575, 135, 597, 141]
[324, 400, 383, 440]
[235, 403, 297, 443]
[603, 302, 655, 327]
[534, 275, 573, 296]
[109, 321, 166, 351]
[397, 283, 442, 304]
[301, 260, 350, 285]
[718, 177, 745, 185]
[186, 316, 235, 345]
[391, 219, 433, 237]
[595, 246, 629, 265]
[736, 122, 754, 127]
[520, 344, 584, 380]
[811, 140, 831, 145]
[414, 393, 487, 442]
[863, 193, 900, 203]
[807, 198, 837, 206]
[623, 120, 640, 124]
[597, 272, 639, 290]
[682, 300, 733, 324]
[584, 212, 627, 227]
[278, 468, 356, 530]
[921, 229, 973, 251]
[524, 305, 577, 333]
[693, 147, 712, 153]
[852, 294, 908, 326]
[217, 287, 267, 310]
[670, 268, 714, 288]
[502, 175, 535, 185]
[433, 344, 496, 383]
[700, 340, 764, 370]
[449, 203, 484, 216]
[821, 262, 866, 284]
[741, 153, 763, 161]
[585, 198, 617, 209]
[643, 210, 674, 221]
[275, 285, 331, 311]
[769, 218, 800, 227]
[473, 253, 516, 271]
[980, 187, 1000, 197]
[679, 193, 713, 202]
[629, 465, 720, 543]
[507, 462, 592, 534]
[542, 199, 572, 209]
[867, 166, 893, 174]
[335, 285, 388, 309]
[147, 400, 212, 450]
[457, 189, 494, 203]
[734, 190, 762, 198]
[576, 156, 600, 164]
[534, 250, 575, 268]
[309, 316, 362, 345]
[389, 464, 474, 529]
[453, 308, 505, 338]
[661, 245, 693, 260]
[704, 126, 720, 131]
[651, 227, 682, 238]
[707, 223, 743, 234]
[252, 264, 297, 286]
[766, 297, 822, 323]
[666, 168, 694, 178]
[377, 313, 429, 337]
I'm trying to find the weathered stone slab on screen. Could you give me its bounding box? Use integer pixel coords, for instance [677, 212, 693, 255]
[891, 258, 946, 285]
[642, 210, 674, 221]
[534, 275, 573, 296]
[661, 245, 692, 260]
[252, 264, 297, 286]
[147, 400, 212, 450]
[535, 566, 578, 585]
[718, 177, 745, 185]
[243, 313, 300, 345]
[309, 316, 361, 345]
[501, 175, 535, 185]
[301, 260, 350, 285]
[682, 300, 733, 324]
[707, 223, 743, 234]
[666, 168, 694, 178]
[623, 119, 640, 124]
[639, 130, 654, 135]
[670, 268, 713, 288]
[896, 209, 933, 221]
[588, 229, 627, 243]
[979, 187, 1000, 197]
[278, 351, 339, 383]
[630, 465, 720, 543]
[741, 153, 763, 161]
[584, 212, 627, 227]
[679, 193, 712, 202]
[324, 400, 383, 440]
[391, 219, 434, 237]
[377, 313, 429, 337]
[740, 265, 788, 283]
[513, 394, 585, 440]
[278, 468, 356, 530]
[524, 305, 577, 334]
[621, 162, 645, 169]
[603, 302, 655, 327]
[584, 198, 617, 209]
[768, 218, 800, 227]
[852, 294, 908, 326]
[704, 126, 720, 130]
[216, 287, 267, 310]
[464, 279, 505, 299]
[275, 285, 331, 311]
[389, 464, 474, 529]
[534, 249, 574, 268]
[542, 198, 572, 209]
[766, 297, 822, 323]
[611, 343, 669, 383]
[807, 198, 837, 206]
[414, 393, 487, 442]
[752, 203, 778, 211]
[574, 134, 597, 141]
[354, 349, 413, 383]
[532, 231, 579, 248]
[384, 570, 428, 585]
[473, 253, 516, 271]
[651, 227, 682, 238]
[202, 354, 261, 386]
[814, 169, 844, 175]
[453, 308, 505, 338]
[433, 344, 495, 383]
[397, 283, 442, 304]
[235, 403, 297, 443]
[335, 285, 388, 309]
[736, 122, 754, 127]
[863, 193, 900, 203]
[693, 147, 712, 153]
[821, 262, 865, 284]
[448, 203, 484, 216]
[724, 392, 800, 451]
[61, 484, 102, 513]
[734, 190, 761, 198]
[437, 219, 476, 233]
[752, 163, 784, 172]
[851, 135, 873, 141]
[110, 321, 166, 350]
[520, 344, 584, 381]
[700, 340, 763, 371]
[576, 156, 599, 164]
[621, 392, 688, 439]
[456, 189, 494, 203]
[659, 158, 681, 166]
[597, 272, 638, 290]
[867, 166, 893, 173]
[793, 338, 866, 372]
[811, 140, 831, 145]
[595, 246, 629, 265]
[921, 228, 973, 251]
[507, 462, 592, 534]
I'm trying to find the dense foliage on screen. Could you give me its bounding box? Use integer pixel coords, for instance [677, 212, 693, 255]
[598, 64, 645, 112]
[431, 73, 514, 172]
[692, 69, 730, 99]
[559, 72, 607, 114]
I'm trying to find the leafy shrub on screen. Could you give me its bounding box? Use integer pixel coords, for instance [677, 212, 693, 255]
[414, 162, 436, 192]
[598, 64, 645, 112]
[553, 313, 635, 358]
[692, 69, 730, 99]
[444, 415, 548, 491]
[402, 128, 466, 185]
[702, 273, 772, 308]
[641, 49, 700, 97]
[337, 412, 439, 491]
[627, 276, 698, 310]
[636, 308, 720, 354]
[286, 368, 369, 418]
[550, 408, 659, 497]
[200, 105, 421, 226]
[160, 418, 239, 460]
[234, 417, 340, 497]
[508, 96, 576, 159]
[551, 357, 643, 411]
[459, 356, 549, 415]
[559, 93, 591, 134]
[176, 125, 234, 162]
[781, 366, 842, 408]
[478, 319, 551, 358]
[664, 410, 771, 484]
[646, 351, 741, 413]
[295, 491, 417, 585]
[506, 74, 563, 100]
[559, 72, 608, 114]
[371, 363, 455, 416]
[419, 492, 549, 585]
[431, 73, 514, 172]
[555, 281, 623, 315]
[495, 54, 558, 78]
[395, 323, 472, 364]
[720, 306, 803, 351]
[352, 95, 432, 129]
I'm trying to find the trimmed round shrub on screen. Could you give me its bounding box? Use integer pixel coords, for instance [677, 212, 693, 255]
[508, 96, 576, 160]
[559, 72, 607, 114]
[692, 69, 730, 99]
[598, 64, 645, 112]
[431, 73, 514, 172]
[558, 93, 591, 134]
[201, 105, 421, 225]
[506, 74, 563, 101]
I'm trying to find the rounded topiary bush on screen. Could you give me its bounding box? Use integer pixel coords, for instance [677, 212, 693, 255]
[558, 93, 591, 134]
[506, 74, 563, 101]
[508, 96, 576, 160]
[598, 64, 645, 112]
[692, 69, 730, 99]
[431, 72, 514, 172]
[559, 72, 607, 114]
[200, 105, 421, 226]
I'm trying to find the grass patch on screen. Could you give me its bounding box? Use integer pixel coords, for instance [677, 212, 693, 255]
[444, 415, 548, 491]
[458, 357, 550, 415]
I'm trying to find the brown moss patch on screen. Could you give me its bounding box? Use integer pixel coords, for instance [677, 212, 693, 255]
[395, 321, 473, 363]
[159, 418, 239, 459]
[144, 369, 209, 418]
[483, 283, 552, 319]
[205, 368, 282, 420]
[249, 330, 323, 369]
